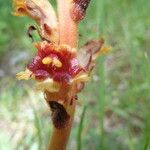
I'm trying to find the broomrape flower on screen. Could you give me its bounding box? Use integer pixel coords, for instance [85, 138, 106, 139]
[14, 0, 110, 105]
[13, 0, 110, 149]
[17, 39, 109, 104]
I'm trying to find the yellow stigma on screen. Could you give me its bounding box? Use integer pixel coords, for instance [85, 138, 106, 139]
[42, 57, 52, 65]
[53, 58, 62, 68]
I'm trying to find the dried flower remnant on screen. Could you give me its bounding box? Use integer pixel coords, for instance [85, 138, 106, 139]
[48, 101, 70, 129]
[71, 0, 91, 22]
[13, 0, 59, 42]
[13, 0, 110, 149]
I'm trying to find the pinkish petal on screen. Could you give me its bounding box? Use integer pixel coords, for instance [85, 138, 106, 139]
[77, 48, 91, 69]
[77, 39, 104, 71]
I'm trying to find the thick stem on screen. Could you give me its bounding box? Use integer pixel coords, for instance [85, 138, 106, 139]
[57, 0, 78, 47]
[48, 102, 76, 150]
[48, 0, 77, 150]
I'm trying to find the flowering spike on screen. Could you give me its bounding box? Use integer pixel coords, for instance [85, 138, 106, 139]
[13, 0, 110, 148]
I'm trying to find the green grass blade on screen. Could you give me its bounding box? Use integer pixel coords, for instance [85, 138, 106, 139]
[77, 105, 87, 150]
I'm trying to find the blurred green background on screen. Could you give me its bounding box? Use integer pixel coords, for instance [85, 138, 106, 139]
[0, 0, 150, 150]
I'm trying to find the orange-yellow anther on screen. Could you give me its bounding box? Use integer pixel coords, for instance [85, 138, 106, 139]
[42, 57, 52, 65]
[53, 58, 62, 68]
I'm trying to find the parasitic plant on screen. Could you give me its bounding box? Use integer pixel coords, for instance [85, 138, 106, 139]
[13, 0, 110, 149]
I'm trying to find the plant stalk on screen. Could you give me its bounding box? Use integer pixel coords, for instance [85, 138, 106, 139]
[48, 0, 77, 149]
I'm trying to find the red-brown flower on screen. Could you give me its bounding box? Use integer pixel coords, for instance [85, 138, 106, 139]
[14, 0, 110, 104]
[17, 40, 109, 103]
[27, 42, 83, 82]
